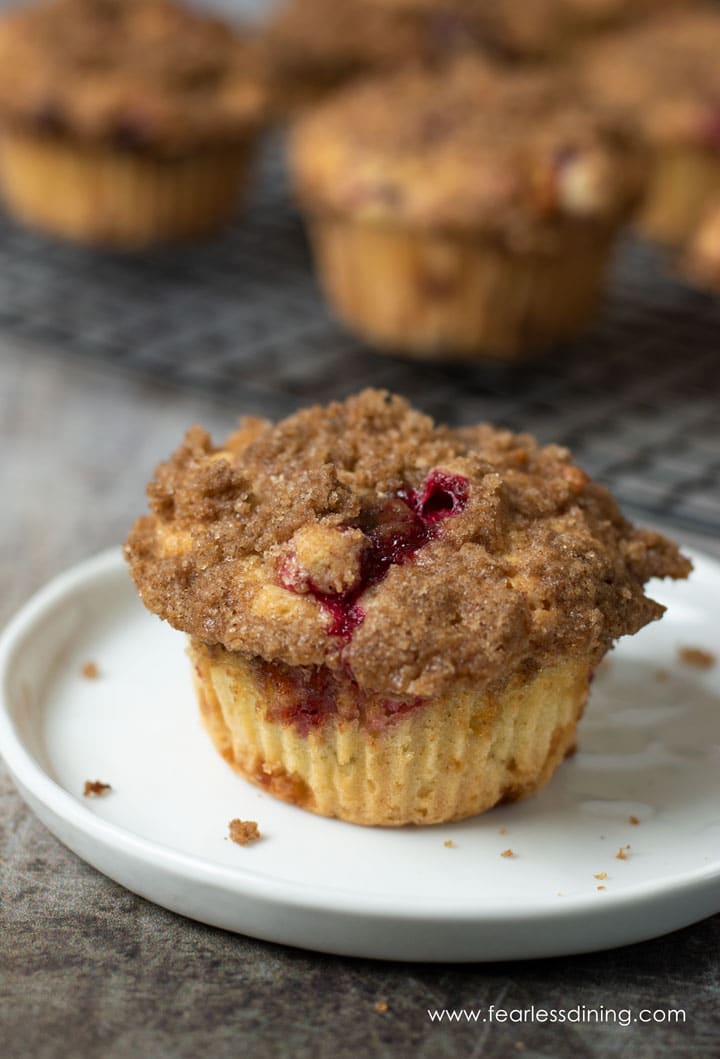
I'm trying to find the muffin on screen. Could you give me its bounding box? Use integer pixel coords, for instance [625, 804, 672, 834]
[0, 0, 267, 248]
[124, 390, 691, 827]
[579, 8, 720, 244]
[261, 0, 489, 115]
[679, 196, 720, 288]
[290, 59, 645, 360]
[365, 0, 692, 62]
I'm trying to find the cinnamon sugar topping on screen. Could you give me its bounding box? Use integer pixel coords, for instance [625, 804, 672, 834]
[228, 818, 261, 845]
[83, 779, 111, 797]
[677, 646, 716, 670]
[291, 58, 645, 240]
[579, 11, 720, 149]
[125, 389, 691, 701]
[0, 0, 266, 153]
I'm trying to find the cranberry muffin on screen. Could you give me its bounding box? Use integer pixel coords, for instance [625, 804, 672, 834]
[260, 0, 490, 115]
[579, 7, 720, 244]
[679, 196, 720, 288]
[0, 0, 267, 248]
[290, 58, 645, 360]
[125, 390, 690, 827]
[366, 0, 692, 62]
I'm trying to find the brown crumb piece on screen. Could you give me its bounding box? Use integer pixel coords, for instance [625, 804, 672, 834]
[616, 844, 630, 860]
[501, 848, 514, 858]
[228, 818, 261, 845]
[593, 871, 608, 880]
[374, 1000, 389, 1014]
[498, 827, 508, 835]
[83, 779, 111, 797]
[597, 885, 607, 891]
[81, 661, 99, 680]
[443, 839, 456, 848]
[677, 646, 716, 670]
[628, 815, 640, 825]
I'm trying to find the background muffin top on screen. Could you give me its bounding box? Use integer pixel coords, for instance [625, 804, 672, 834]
[578, 8, 720, 148]
[125, 390, 690, 701]
[362, 0, 694, 60]
[291, 58, 645, 243]
[0, 0, 267, 154]
[260, 0, 490, 109]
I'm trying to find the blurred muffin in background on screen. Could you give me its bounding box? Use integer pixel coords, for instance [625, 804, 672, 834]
[261, 0, 491, 116]
[0, 0, 268, 249]
[579, 7, 720, 245]
[364, 0, 693, 62]
[290, 58, 646, 361]
[680, 197, 720, 289]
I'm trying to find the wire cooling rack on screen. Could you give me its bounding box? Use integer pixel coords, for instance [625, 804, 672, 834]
[1, 140, 719, 536]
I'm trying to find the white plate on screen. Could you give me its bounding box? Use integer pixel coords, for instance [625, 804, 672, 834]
[1, 548, 720, 962]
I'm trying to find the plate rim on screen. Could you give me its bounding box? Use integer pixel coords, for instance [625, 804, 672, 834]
[2, 546, 720, 925]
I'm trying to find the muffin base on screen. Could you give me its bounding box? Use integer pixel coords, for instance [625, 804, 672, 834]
[637, 145, 720, 245]
[0, 131, 257, 248]
[307, 216, 615, 361]
[190, 640, 593, 826]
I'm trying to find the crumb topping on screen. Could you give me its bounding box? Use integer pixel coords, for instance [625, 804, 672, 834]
[682, 198, 720, 289]
[269, 0, 685, 83]
[436, 0, 691, 61]
[579, 11, 720, 149]
[264, 0, 436, 82]
[0, 0, 267, 153]
[291, 58, 645, 239]
[228, 818, 261, 845]
[83, 779, 111, 797]
[677, 645, 716, 670]
[125, 389, 691, 701]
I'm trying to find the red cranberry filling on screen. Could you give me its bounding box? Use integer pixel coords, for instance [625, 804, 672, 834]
[405, 468, 470, 523]
[263, 664, 338, 735]
[700, 106, 720, 150]
[280, 470, 469, 642]
[320, 597, 365, 640]
[262, 661, 424, 735]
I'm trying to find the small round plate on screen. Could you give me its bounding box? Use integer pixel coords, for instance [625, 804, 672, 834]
[1, 548, 719, 962]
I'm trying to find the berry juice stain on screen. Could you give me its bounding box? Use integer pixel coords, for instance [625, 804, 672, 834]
[262, 659, 424, 735]
[281, 470, 469, 642]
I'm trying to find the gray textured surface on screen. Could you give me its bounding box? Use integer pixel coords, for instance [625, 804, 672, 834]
[2, 341, 720, 1059]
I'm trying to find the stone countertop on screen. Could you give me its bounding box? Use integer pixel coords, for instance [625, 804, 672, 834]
[2, 340, 719, 1059]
